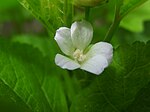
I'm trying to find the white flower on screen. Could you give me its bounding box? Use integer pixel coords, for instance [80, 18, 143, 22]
[54, 20, 113, 75]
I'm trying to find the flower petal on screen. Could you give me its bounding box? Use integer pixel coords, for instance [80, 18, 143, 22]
[87, 42, 113, 64]
[81, 55, 108, 75]
[71, 20, 93, 50]
[55, 27, 75, 56]
[55, 54, 80, 70]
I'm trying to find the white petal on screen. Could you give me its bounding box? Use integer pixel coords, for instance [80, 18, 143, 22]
[71, 20, 93, 50]
[55, 27, 75, 56]
[87, 42, 113, 64]
[55, 54, 80, 70]
[81, 55, 108, 75]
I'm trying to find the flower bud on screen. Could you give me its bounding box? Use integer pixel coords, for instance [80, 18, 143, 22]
[73, 0, 109, 7]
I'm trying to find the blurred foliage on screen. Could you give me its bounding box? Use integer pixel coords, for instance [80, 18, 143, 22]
[0, 0, 47, 38]
[0, 0, 150, 112]
[0, 0, 18, 11]
[120, 0, 150, 32]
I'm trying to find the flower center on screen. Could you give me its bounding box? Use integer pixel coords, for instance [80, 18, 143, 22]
[73, 49, 86, 62]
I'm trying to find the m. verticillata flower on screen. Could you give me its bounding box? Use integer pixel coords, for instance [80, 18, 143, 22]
[54, 20, 113, 75]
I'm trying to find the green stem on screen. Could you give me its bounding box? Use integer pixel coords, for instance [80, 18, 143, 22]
[64, 0, 73, 27]
[72, 5, 74, 22]
[104, 18, 121, 42]
[68, 4, 73, 26]
[85, 7, 90, 21]
[104, 1, 122, 42]
[64, 0, 68, 25]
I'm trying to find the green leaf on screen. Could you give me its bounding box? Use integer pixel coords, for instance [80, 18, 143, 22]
[12, 35, 80, 108]
[70, 41, 150, 112]
[0, 79, 32, 112]
[120, 0, 150, 32]
[126, 82, 150, 112]
[0, 38, 69, 112]
[17, 0, 65, 32]
[120, 0, 148, 18]
[0, 0, 18, 10]
[11, 35, 53, 57]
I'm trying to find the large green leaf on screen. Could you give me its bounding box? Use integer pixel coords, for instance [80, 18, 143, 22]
[0, 38, 69, 112]
[126, 82, 150, 112]
[17, 0, 66, 32]
[70, 41, 150, 112]
[0, 79, 32, 112]
[11, 35, 53, 57]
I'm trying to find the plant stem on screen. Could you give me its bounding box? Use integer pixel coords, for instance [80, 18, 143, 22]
[85, 7, 90, 21]
[64, 0, 73, 27]
[72, 5, 74, 22]
[64, 0, 68, 25]
[104, 1, 122, 42]
[104, 18, 121, 42]
[68, 4, 73, 26]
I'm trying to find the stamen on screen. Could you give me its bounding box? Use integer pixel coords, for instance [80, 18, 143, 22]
[73, 49, 86, 62]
